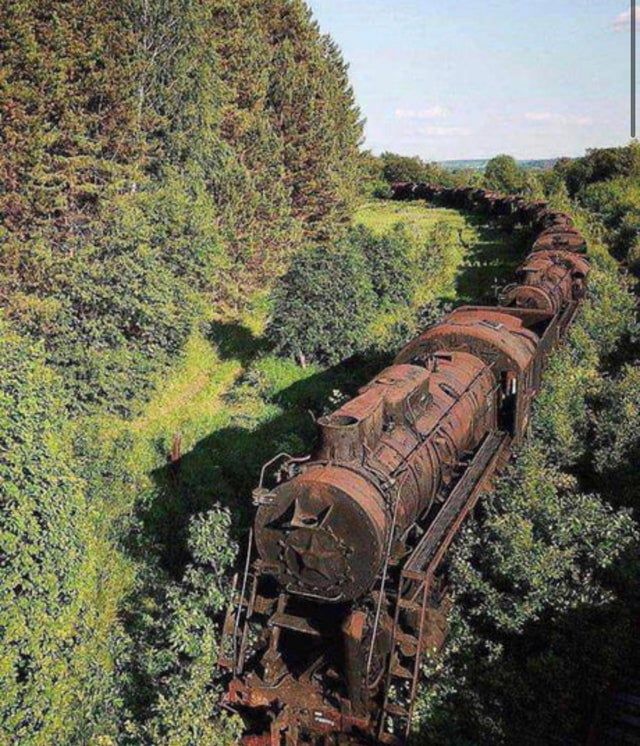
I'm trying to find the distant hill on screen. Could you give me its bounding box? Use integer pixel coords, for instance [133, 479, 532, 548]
[439, 158, 558, 172]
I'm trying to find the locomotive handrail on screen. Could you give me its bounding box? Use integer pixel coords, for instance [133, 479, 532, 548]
[365, 471, 407, 682]
[253, 452, 311, 505]
[232, 526, 253, 674]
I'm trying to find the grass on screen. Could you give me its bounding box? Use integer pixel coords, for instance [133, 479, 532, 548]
[355, 200, 469, 240]
[356, 199, 522, 305]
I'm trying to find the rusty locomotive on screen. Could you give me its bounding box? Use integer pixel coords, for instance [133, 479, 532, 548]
[220, 184, 590, 745]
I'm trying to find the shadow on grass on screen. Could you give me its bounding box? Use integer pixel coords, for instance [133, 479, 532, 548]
[142, 346, 387, 574]
[208, 319, 270, 366]
[454, 214, 531, 306]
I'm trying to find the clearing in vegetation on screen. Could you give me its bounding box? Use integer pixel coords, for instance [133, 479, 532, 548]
[355, 200, 523, 304]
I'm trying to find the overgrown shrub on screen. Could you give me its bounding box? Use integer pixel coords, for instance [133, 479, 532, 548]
[593, 363, 640, 481]
[0, 324, 130, 744]
[356, 225, 416, 307]
[121, 509, 241, 745]
[558, 142, 640, 195]
[267, 241, 376, 365]
[416, 389, 638, 745]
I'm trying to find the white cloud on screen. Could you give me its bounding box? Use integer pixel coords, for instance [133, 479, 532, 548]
[395, 105, 450, 120]
[419, 125, 472, 137]
[613, 9, 640, 31]
[524, 112, 592, 126]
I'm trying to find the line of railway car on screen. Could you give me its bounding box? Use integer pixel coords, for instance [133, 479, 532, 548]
[220, 184, 590, 745]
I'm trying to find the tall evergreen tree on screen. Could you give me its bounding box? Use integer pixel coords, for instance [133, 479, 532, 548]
[266, 0, 364, 239]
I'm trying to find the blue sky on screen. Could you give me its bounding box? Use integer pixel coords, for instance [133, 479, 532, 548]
[307, 1, 635, 160]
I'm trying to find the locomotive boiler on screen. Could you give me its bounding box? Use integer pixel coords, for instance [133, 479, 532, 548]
[222, 183, 590, 746]
[254, 354, 496, 603]
[500, 249, 590, 313]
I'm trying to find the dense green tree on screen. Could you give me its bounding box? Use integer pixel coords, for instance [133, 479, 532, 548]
[379, 152, 448, 184]
[267, 240, 376, 365]
[266, 0, 364, 240]
[483, 154, 525, 193]
[1, 0, 365, 411]
[557, 142, 640, 195]
[355, 225, 416, 307]
[358, 150, 388, 197]
[592, 363, 640, 503]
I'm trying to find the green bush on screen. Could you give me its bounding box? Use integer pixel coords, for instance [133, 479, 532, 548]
[267, 241, 376, 365]
[121, 509, 241, 746]
[355, 224, 416, 307]
[0, 323, 129, 744]
[559, 142, 640, 195]
[593, 363, 640, 476]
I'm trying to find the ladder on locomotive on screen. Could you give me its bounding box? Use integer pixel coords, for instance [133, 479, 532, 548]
[377, 570, 432, 744]
[220, 530, 259, 674]
[377, 430, 510, 743]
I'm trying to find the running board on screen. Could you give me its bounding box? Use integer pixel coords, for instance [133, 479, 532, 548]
[404, 430, 510, 580]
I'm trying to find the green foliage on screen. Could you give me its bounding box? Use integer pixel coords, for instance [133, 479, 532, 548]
[416, 397, 638, 745]
[379, 152, 451, 185]
[356, 225, 416, 307]
[577, 178, 640, 268]
[267, 240, 376, 365]
[122, 509, 241, 746]
[593, 363, 640, 477]
[483, 154, 525, 193]
[268, 214, 471, 363]
[358, 151, 389, 198]
[452, 445, 634, 630]
[550, 144, 640, 271]
[15, 179, 223, 417]
[265, 0, 364, 240]
[0, 323, 132, 744]
[558, 142, 640, 195]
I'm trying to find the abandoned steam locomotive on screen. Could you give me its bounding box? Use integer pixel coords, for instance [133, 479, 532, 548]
[220, 184, 590, 745]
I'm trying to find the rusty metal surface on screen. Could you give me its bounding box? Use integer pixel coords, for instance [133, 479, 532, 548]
[395, 306, 540, 374]
[255, 356, 496, 603]
[222, 183, 591, 745]
[533, 226, 588, 253]
[501, 249, 590, 313]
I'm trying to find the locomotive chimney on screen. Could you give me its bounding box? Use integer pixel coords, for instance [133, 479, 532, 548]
[317, 365, 431, 463]
[317, 388, 384, 462]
